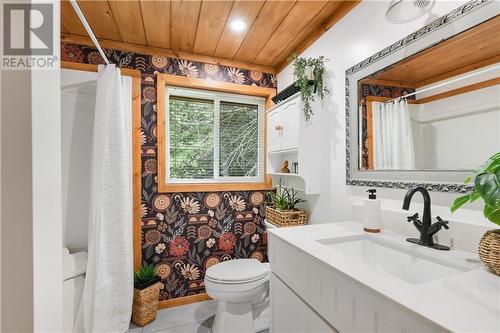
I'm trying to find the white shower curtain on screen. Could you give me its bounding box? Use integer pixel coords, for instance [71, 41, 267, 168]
[75, 64, 133, 333]
[372, 99, 415, 170]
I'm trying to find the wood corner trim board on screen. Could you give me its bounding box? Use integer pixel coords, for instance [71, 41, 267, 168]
[61, 61, 142, 272]
[61, 33, 277, 75]
[274, 0, 361, 72]
[156, 73, 275, 193]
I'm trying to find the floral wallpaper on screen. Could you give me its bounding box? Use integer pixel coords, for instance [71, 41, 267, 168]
[358, 83, 415, 169]
[61, 43, 276, 301]
[61, 43, 277, 88]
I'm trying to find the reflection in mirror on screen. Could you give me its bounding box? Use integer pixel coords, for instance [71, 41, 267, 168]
[358, 15, 500, 172]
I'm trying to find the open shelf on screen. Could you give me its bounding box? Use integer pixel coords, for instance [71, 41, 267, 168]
[273, 184, 306, 192]
[267, 148, 299, 155]
[269, 172, 301, 177]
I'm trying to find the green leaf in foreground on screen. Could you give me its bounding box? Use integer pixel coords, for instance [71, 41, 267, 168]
[450, 191, 481, 213]
[475, 171, 500, 208]
[484, 205, 500, 226]
[451, 152, 500, 227]
[451, 194, 473, 213]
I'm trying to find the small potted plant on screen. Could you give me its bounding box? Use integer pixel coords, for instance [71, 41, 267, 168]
[451, 152, 500, 275]
[291, 53, 328, 121]
[266, 182, 307, 227]
[132, 264, 161, 327]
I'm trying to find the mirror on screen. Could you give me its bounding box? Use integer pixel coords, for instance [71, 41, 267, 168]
[346, 1, 500, 192]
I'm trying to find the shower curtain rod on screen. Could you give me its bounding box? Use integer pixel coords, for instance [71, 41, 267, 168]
[69, 0, 110, 65]
[383, 64, 500, 104]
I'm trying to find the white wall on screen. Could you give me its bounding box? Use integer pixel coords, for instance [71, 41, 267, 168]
[32, 67, 64, 333]
[61, 69, 98, 251]
[277, 1, 492, 235]
[31, 3, 64, 329]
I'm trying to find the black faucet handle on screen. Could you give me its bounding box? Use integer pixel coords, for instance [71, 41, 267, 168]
[436, 216, 449, 230]
[407, 213, 419, 223]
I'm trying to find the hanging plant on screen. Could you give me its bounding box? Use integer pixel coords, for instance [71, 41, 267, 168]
[291, 53, 328, 121]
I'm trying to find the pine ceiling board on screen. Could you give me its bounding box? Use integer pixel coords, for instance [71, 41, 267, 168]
[193, 0, 234, 55]
[107, 1, 146, 44]
[60, 1, 87, 36]
[139, 1, 171, 48]
[213, 0, 265, 59]
[271, 0, 344, 67]
[171, 0, 203, 52]
[233, 0, 297, 63]
[253, 0, 329, 65]
[77, 0, 122, 41]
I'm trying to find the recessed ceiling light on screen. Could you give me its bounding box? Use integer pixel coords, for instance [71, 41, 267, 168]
[229, 19, 247, 32]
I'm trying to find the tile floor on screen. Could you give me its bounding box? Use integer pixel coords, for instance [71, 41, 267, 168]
[128, 300, 270, 333]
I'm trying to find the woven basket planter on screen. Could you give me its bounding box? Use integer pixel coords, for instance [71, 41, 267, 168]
[479, 229, 500, 276]
[132, 280, 161, 327]
[266, 206, 307, 227]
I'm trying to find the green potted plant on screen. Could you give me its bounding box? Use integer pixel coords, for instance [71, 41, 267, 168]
[266, 182, 307, 227]
[291, 53, 328, 121]
[451, 152, 500, 275]
[132, 264, 161, 327]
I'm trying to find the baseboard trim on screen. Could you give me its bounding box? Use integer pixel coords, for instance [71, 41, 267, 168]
[159, 293, 212, 309]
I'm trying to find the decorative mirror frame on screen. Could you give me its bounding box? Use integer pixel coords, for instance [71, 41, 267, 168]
[345, 0, 497, 193]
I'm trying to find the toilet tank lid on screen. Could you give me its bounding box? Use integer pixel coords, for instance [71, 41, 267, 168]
[205, 259, 268, 283]
[63, 248, 88, 281]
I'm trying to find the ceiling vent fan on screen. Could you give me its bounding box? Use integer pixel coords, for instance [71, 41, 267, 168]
[385, 0, 435, 23]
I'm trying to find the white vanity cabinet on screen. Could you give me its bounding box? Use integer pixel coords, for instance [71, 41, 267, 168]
[271, 272, 335, 333]
[268, 234, 442, 333]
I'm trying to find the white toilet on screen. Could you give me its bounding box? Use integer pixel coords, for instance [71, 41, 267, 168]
[205, 259, 270, 333]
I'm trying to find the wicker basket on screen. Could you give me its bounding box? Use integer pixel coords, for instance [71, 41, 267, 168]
[479, 229, 500, 276]
[132, 282, 161, 327]
[266, 206, 307, 227]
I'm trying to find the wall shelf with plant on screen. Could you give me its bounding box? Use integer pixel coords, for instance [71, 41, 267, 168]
[271, 53, 328, 121]
[291, 53, 328, 121]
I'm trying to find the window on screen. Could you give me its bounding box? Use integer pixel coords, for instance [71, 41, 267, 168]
[166, 87, 265, 184]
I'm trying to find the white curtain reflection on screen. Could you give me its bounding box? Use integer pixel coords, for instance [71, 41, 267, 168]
[372, 99, 415, 169]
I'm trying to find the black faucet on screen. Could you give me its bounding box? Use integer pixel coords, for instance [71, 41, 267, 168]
[402, 186, 450, 250]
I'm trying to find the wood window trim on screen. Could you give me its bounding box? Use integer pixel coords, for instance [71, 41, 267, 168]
[61, 61, 142, 272]
[157, 73, 275, 193]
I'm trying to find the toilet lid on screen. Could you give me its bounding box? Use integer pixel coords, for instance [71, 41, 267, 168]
[205, 259, 268, 283]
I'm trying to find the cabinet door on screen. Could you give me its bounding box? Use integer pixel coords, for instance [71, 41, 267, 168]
[267, 107, 282, 152]
[272, 273, 336, 333]
[280, 98, 299, 150]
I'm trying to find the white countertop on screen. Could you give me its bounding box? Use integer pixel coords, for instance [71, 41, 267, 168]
[268, 222, 500, 332]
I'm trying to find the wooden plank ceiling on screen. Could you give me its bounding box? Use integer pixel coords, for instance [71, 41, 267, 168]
[361, 15, 500, 88]
[61, 0, 360, 73]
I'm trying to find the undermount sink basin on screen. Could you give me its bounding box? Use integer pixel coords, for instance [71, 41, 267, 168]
[317, 235, 473, 284]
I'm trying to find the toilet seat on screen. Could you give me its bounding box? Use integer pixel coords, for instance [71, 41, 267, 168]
[205, 259, 269, 284]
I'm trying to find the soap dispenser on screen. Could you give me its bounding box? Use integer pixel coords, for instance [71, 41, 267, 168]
[362, 189, 381, 233]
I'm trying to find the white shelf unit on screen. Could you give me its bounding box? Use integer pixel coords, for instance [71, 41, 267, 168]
[266, 94, 324, 194]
